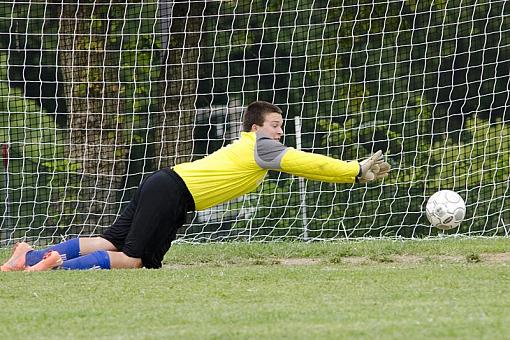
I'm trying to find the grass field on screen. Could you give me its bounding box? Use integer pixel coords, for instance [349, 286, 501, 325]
[1, 238, 509, 339]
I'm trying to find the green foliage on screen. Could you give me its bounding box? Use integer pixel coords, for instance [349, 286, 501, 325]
[0, 1, 509, 238]
[426, 117, 510, 189]
[0, 2, 162, 234]
[229, 179, 304, 240]
[315, 104, 510, 237]
[194, 0, 510, 238]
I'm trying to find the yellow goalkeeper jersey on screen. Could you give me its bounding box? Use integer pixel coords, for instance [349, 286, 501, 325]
[173, 131, 360, 211]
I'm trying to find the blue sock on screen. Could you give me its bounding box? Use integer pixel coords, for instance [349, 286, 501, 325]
[61, 251, 111, 270]
[25, 238, 81, 266]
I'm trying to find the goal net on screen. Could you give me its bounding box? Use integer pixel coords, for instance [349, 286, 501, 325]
[0, 1, 509, 246]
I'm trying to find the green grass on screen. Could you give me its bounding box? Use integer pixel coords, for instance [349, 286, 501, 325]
[1, 239, 510, 339]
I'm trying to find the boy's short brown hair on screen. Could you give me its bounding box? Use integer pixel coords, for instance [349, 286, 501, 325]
[242, 101, 283, 132]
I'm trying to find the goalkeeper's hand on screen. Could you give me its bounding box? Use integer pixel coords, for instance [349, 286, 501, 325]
[357, 150, 391, 183]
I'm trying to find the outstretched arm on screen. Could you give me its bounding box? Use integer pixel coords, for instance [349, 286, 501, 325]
[255, 134, 391, 184]
[279, 147, 361, 183]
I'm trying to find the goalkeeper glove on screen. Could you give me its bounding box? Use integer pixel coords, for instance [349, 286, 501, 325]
[357, 150, 391, 183]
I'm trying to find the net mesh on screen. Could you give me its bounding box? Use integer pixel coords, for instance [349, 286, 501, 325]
[0, 1, 509, 246]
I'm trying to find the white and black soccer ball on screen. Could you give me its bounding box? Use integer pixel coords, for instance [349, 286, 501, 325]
[425, 190, 466, 230]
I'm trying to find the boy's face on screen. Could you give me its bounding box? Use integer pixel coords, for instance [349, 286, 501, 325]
[251, 112, 284, 141]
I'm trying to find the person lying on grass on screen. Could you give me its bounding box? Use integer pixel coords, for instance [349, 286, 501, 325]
[1, 101, 391, 271]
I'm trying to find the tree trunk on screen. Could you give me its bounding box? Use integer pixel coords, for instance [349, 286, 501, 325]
[155, 1, 204, 168]
[58, 3, 126, 231]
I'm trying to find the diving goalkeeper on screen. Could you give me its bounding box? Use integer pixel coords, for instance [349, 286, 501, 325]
[1, 101, 391, 271]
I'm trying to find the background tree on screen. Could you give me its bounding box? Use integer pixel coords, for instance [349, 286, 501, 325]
[155, 0, 205, 168]
[58, 2, 127, 229]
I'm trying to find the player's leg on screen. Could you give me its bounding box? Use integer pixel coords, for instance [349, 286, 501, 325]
[49, 173, 151, 271]
[27, 236, 119, 264]
[24, 169, 178, 271]
[103, 251, 142, 269]
[25, 251, 64, 272]
[23, 186, 140, 272]
[24, 169, 193, 271]
[58, 246, 142, 270]
[2, 237, 85, 271]
[92, 169, 191, 270]
[56, 249, 140, 270]
[23, 239, 118, 271]
[122, 169, 194, 269]
[25, 249, 142, 271]
[47, 238, 122, 270]
[1, 242, 34, 271]
[42, 187, 147, 271]
[3, 236, 120, 271]
[79, 237, 118, 254]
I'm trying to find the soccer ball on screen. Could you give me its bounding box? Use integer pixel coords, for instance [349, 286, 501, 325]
[425, 190, 466, 230]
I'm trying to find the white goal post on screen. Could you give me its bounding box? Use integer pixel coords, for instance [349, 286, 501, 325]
[0, 1, 509, 246]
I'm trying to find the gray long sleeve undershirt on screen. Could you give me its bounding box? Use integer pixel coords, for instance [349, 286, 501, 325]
[253, 133, 289, 169]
